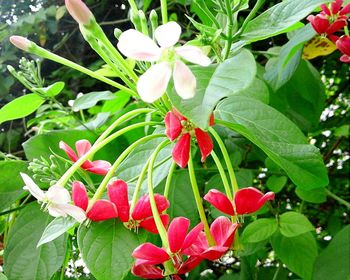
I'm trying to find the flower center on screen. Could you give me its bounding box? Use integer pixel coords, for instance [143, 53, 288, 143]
[181, 120, 195, 133]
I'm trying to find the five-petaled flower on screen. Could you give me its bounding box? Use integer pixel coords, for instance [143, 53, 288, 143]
[131, 217, 204, 279]
[336, 35, 350, 63]
[165, 109, 214, 168]
[204, 187, 275, 216]
[59, 139, 111, 175]
[117, 21, 211, 103]
[21, 173, 86, 223]
[108, 180, 170, 234]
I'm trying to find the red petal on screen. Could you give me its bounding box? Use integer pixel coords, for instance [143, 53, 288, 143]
[210, 216, 239, 247]
[182, 222, 204, 250]
[326, 18, 347, 34]
[336, 35, 350, 56]
[75, 139, 92, 157]
[108, 180, 130, 222]
[204, 189, 235, 216]
[320, 4, 331, 16]
[209, 113, 214, 126]
[182, 232, 208, 256]
[331, 0, 343, 14]
[168, 217, 190, 253]
[202, 246, 229, 261]
[131, 262, 163, 279]
[172, 133, 191, 168]
[72, 181, 88, 211]
[165, 111, 182, 141]
[340, 54, 350, 63]
[59, 141, 78, 162]
[86, 160, 111, 175]
[340, 3, 350, 15]
[132, 194, 169, 220]
[132, 243, 169, 264]
[172, 107, 187, 121]
[178, 256, 203, 274]
[234, 187, 275, 215]
[87, 200, 118, 221]
[195, 129, 213, 162]
[307, 14, 330, 34]
[139, 214, 169, 234]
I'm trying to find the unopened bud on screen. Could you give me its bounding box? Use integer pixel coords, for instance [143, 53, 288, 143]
[65, 0, 94, 25]
[150, 10, 158, 28]
[114, 28, 122, 39]
[9, 36, 31, 51]
[130, 9, 142, 31]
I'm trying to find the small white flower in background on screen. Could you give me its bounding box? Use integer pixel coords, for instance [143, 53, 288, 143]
[117, 21, 211, 103]
[21, 173, 86, 223]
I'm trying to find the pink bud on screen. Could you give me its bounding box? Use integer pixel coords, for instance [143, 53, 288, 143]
[9, 36, 31, 51]
[65, 0, 93, 25]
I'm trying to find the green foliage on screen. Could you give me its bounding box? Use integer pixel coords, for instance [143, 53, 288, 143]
[278, 211, 314, 237]
[241, 218, 278, 243]
[73, 91, 116, 111]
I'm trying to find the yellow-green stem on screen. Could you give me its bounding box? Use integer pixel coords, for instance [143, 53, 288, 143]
[188, 155, 215, 246]
[211, 151, 233, 200]
[164, 161, 176, 199]
[160, 0, 168, 24]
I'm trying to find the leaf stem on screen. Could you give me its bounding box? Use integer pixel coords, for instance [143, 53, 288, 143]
[188, 155, 215, 246]
[211, 151, 233, 200]
[325, 189, 350, 208]
[223, 0, 234, 59]
[164, 161, 177, 199]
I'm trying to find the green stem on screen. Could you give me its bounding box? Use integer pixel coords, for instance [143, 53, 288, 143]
[57, 121, 160, 187]
[28, 43, 136, 96]
[325, 189, 350, 208]
[0, 205, 25, 216]
[211, 151, 233, 200]
[188, 155, 215, 246]
[160, 0, 168, 24]
[89, 134, 166, 208]
[147, 140, 171, 246]
[209, 127, 239, 194]
[223, 0, 234, 59]
[164, 161, 176, 199]
[128, 0, 138, 13]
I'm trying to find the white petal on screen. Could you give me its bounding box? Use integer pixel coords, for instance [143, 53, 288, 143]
[117, 29, 161, 62]
[55, 204, 86, 223]
[137, 62, 172, 103]
[175, 46, 211, 66]
[20, 173, 45, 201]
[48, 206, 67, 218]
[155, 22, 181, 48]
[173, 60, 197, 99]
[46, 185, 71, 204]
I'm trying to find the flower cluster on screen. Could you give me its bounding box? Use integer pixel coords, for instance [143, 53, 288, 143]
[307, 0, 350, 62]
[165, 109, 214, 168]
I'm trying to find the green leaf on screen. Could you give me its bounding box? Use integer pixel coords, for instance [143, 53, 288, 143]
[241, 218, 278, 243]
[78, 220, 146, 280]
[34, 81, 65, 97]
[0, 160, 28, 211]
[3, 203, 67, 280]
[38, 216, 76, 247]
[279, 211, 314, 237]
[215, 96, 329, 189]
[271, 232, 318, 280]
[238, 78, 270, 104]
[313, 225, 350, 280]
[266, 175, 287, 193]
[73, 91, 116, 111]
[295, 187, 327, 203]
[168, 49, 256, 129]
[101, 91, 131, 113]
[240, 0, 329, 42]
[0, 273, 8, 280]
[0, 94, 45, 125]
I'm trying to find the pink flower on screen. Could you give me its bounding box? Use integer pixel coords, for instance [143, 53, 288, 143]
[320, 0, 350, 16]
[183, 216, 240, 261]
[131, 217, 204, 278]
[59, 140, 111, 175]
[65, 0, 94, 25]
[204, 187, 275, 216]
[72, 181, 118, 222]
[107, 180, 170, 234]
[9, 36, 31, 51]
[336, 35, 350, 63]
[117, 22, 211, 103]
[165, 109, 214, 168]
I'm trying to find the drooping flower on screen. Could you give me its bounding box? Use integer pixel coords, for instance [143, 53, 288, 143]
[59, 140, 111, 175]
[21, 173, 86, 223]
[336, 35, 350, 62]
[107, 180, 170, 233]
[182, 216, 240, 261]
[117, 21, 211, 103]
[72, 182, 117, 222]
[204, 187, 275, 216]
[72, 181, 118, 222]
[131, 217, 204, 279]
[165, 109, 214, 168]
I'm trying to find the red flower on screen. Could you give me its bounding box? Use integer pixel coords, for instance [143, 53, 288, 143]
[336, 35, 350, 62]
[165, 109, 214, 168]
[204, 187, 275, 216]
[320, 0, 350, 16]
[59, 140, 111, 175]
[182, 216, 240, 261]
[107, 180, 170, 234]
[72, 181, 117, 222]
[131, 217, 204, 279]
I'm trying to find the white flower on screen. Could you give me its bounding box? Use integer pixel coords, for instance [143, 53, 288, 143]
[117, 21, 211, 103]
[21, 173, 86, 223]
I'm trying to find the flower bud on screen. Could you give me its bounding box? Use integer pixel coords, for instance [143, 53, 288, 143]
[9, 36, 31, 51]
[149, 10, 158, 33]
[114, 28, 122, 39]
[65, 0, 94, 25]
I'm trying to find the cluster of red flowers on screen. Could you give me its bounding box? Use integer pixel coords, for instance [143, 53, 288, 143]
[307, 0, 350, 62]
